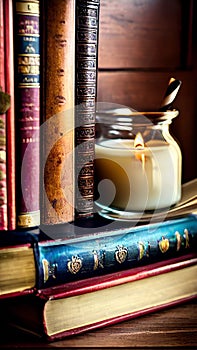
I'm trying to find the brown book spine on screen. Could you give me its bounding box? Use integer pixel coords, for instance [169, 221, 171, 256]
[0, 0, 7, 230]
[4, 0, 16, 230]
[40, 0, 75, 225]
[75, 0, 100, 218]
[14, 0, 40, 228]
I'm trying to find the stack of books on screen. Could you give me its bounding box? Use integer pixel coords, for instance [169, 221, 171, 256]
[0, 0, 197, 343]
[0, 179, 197, 340]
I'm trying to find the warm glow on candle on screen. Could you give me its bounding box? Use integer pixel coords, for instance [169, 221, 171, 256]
[134, 132, 144, 149]
[134, 132, 145, 170]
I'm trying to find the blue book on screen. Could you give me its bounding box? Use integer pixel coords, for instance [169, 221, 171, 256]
[0, 212, 197, 297]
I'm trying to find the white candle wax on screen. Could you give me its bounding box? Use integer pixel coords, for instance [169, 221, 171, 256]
[95, 139, 181, 212]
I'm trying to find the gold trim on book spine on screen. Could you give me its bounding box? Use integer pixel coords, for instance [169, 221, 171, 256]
[16, 1, 39, 15]
[17, 210, 40, 227]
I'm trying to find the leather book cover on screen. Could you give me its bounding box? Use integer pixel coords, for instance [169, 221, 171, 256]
[40, 0, 75, 225]
[4, 0, 16, 230]
[36, 213, 197, 288]
[14, 0, 40, 228]
[2, 254, 197, 340]
[75, 0, 100, 218]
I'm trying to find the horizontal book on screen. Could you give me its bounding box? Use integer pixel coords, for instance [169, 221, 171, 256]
[1, 254, 197, 341]
[0, 212, 197, 297]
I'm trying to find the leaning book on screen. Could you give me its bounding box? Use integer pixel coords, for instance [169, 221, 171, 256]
[1, 253, 197, 340]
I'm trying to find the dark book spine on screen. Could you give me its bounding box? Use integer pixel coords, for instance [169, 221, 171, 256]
[40, 0, 75, 225]
[36, 215, 197, 288]
[4, 0, 16, 230]
[14, 0, 40, 228]
[0, 0, 7, 230]
[75, 0, 100, 219]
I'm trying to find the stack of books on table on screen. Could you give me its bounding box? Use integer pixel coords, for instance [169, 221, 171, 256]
[0, 179, 197, 341]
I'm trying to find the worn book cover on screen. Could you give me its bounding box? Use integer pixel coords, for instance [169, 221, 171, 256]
[75, 0, 100, 219]
[14, 0, 40, 228]
[40, 0, 75, 226]
[3, 0, 16, 230]
[1, 254, 197, 340]
[1, 208, 197, 296]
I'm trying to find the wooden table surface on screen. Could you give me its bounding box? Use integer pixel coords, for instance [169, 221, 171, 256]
[0, 300, 196, 349]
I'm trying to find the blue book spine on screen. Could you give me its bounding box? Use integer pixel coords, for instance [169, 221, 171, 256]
[36, 215, 197, 288]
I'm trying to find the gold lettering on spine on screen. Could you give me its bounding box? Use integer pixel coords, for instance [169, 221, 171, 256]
[42, 259, 57, 283]
[138, 242, 145, 260]
[42, 259, 49, 282]
[184, 229, 190, 248]
[92, 250, 104, 270]
[175, 231, 182, 251]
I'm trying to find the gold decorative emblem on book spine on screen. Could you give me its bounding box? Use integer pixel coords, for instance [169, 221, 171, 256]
[175, 231, 182, 251]
[93, 250, 104, 270]
[138, 242, 145, 260]
[159, 236, 170, 253]
[184, 228, 190, 248]
[115, 246, 128, 264]
[67, 256, 82, 274]
[138, 241, 150, 259]
[42, 259, 57, 283]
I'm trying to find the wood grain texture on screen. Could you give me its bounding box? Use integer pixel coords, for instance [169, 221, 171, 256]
[98, 0, 181, 69]
[41, 0, 75, 225]
[0, 301, 196, 347]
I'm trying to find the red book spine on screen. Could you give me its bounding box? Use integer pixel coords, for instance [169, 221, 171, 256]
[14, 0, 40, 228]
[38, 254, 197, 340]
[0, 0, 7, 230]
[4, 0, 16, 230]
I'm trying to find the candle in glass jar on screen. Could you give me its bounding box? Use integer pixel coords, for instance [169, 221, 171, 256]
[95, 138, 181, 212]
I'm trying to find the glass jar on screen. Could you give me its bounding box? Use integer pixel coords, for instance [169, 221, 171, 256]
[94, 105, 182, 220]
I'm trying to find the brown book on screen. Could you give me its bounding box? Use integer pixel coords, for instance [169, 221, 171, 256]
[14, 0, 40, 228]
[75, 0, 100, 218]
[40, 0, 75, 225]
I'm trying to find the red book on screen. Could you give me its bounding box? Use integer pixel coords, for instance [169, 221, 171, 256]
[4, 0, 16, 230]
[14, 0, 40, 228]
[0, 0, 7, 230]
[2, 253, 197, 341]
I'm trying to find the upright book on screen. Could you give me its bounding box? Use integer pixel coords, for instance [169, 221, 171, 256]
[1, 253, 197, 341]
[0, 0, 7, 230]
[75, 0, 100, 219]
[2, 0, 16, 230]
[40, 0, 75, 225]
[14, 0, 40, 228]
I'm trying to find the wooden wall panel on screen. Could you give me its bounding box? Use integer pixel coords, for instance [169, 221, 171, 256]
[98, 0, 182, 69]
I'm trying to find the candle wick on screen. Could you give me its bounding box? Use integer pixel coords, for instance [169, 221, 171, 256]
[135, 143, 144, 149]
